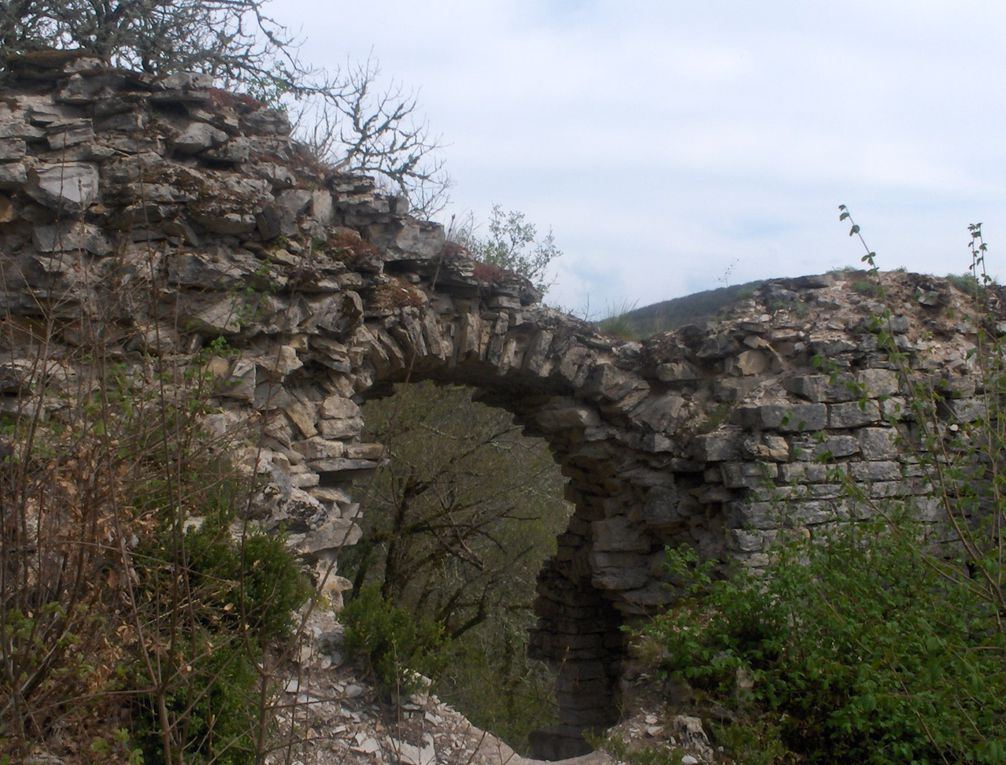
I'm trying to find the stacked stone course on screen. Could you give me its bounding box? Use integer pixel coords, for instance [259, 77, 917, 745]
[0, 51, 993, 758]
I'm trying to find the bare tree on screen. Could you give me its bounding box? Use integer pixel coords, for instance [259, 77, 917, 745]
[292, 57, 450, 217]
[0, 0, 450, 215]
[0, 0, 299, 89]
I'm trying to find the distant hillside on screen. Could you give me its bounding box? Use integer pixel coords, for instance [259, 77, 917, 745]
[599, 280, 766, 339]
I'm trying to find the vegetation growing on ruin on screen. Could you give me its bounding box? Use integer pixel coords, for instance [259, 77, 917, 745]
[617, 214, 1006, 764]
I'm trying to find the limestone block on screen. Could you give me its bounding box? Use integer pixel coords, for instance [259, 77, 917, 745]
[591, 517, 649, 552]
[321, 394, 362, 424]
[780, 462, 847, 483]
[858, 368, 900, 396]
[311, 189, 334, 225]
[0, 161, 26, 189]
[730, 528, 774, 553]
[784, 374, 858, 402]
[790, 433, 859, 460]
[242, 108, 291, 135]
[0, 137, 26, 160]
[721, 461, 778, 489]
[294, 518, 362, 554]
[257, 345, 303, 378]
[35, 220, 115, 255]
[849, 460, 902, 481]
[284, 400, 317, 437]
[46, 120, 94, 150]
[656, 360, 701, 382]
[741, 434, 790, 461]
[0, 194, 13, 223]
[730, 349, 772, 376]
[345, 443, 384, 460]
[534, 401, 600, 430]
[178, 292, 243, 335]
[191, 210, 257, 235]
[588, 551, 649, 590]
[859, 427, 899, 459]
[0, 120, 44, 139]
[173, 121, 228, 154]
[948, 398, 985, 423]
[630, 392, 686, 433]
[204, 136, 251, 164]
[293, 438, 345, 460]
[582, 363, 646, 403]
[829, 400, 881, 428]
[26, 163, 99, 212]
[741, 402, 827, 432]
[693, 429, 741, 462]
[309, 458, 380, 484]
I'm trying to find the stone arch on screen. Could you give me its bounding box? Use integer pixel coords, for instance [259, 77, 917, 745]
[312, 285, 708, 757]
[0, 51, 990, 762]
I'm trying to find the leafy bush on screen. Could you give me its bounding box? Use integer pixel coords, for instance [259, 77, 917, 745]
[642, 527, 1006, 764]
[130, 484, 310, 765]
[635, 213, 1006, 764]
[341, 584, 447, 700]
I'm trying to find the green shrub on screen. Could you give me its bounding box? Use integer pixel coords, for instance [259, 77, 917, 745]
[341, 584, 447, 699]
[642, 521, 1006, 764]
[131, 481, 310, 765]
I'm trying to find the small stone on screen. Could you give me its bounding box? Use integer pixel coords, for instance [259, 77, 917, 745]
[344, 683, 364, 699]
[173, 121, 229, 154]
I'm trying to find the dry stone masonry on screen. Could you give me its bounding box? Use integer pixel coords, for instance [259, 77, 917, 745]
[0, 51, 992, 759]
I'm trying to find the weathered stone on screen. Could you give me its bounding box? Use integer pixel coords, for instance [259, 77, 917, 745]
[849, 460, 902, 481]
[592, 517, 649, 552]
[859, 427, 899, 459]
[741, 402, 827, 432]
[0, 67, 996, 756]
[26, 163, 99, 212]
[293, 438, 345, 460]
[790, 433, 860, 460]
[295, 518, 362, 553]
[693, 429, 740, 462]
[173, 121, 229, 154]
[320, 394, 362, 420]
[655, 360, 702, 382]
[630, 392, 686, 432]
[829, 400, 881, 428]
[0, 161, 26, 188]
[33, 222, 111, 255]
[0, 137, 26, 160]
[46, 120, 93, 150]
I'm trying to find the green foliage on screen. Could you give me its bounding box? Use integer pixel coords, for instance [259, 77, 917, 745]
[132, 492, 310, 764]
[947, 271, 982, 296]
[341, 584, 447, 699]
[436, 618, 558, 753]
[454, 204, 561, 293]
[346, 381, 569, 749]
[598, 300, 642, 340]
[635, 211, 1006, 764]
[642, 527, 1006, 764]
[602, 280, 767, 339]
[850, 278, 884, 297]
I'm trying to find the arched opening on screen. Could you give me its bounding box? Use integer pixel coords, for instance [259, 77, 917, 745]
[335, 368, 634, 759]
[345, 380, 572, 753]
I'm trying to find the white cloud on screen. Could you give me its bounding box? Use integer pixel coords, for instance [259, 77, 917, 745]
[269, 0, 1006, 310]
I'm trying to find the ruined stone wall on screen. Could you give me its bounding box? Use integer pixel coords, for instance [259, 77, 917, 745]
[0, 52, 989, 758]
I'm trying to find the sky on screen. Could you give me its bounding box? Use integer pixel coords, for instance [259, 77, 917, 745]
[269, 0, 1006, 315]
